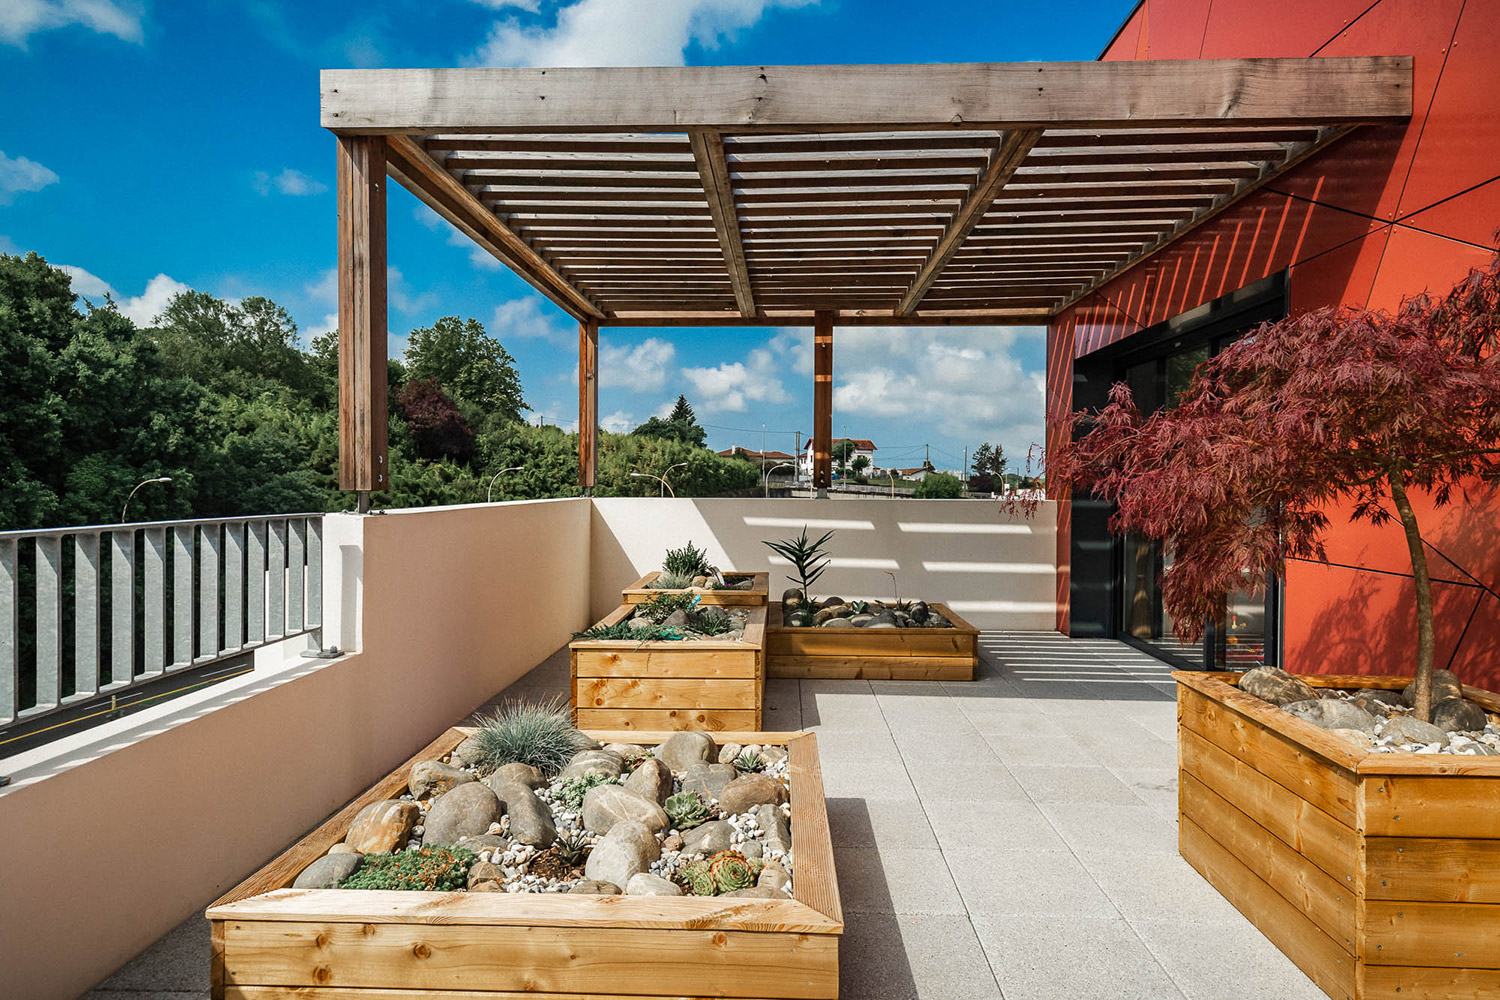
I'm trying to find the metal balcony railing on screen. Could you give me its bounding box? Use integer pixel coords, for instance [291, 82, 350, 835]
[0, 514, 323, 728]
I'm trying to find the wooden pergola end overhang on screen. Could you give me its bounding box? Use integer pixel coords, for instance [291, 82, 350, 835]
[324, 57, 1411, 494]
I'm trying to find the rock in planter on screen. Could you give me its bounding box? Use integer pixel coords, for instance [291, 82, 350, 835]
[293, 853, 362, 889]
[721, 886, 785, 899]
[1239, 666, 1318, 707]
[1404, 669, 1464, 707]
[455, 833, 508, 854]
[559, 749, 624, 780]
[1283, 699, 1378, 734]
[623, 757, 673, 804]
[782, 588, 806, 608]
[717, 742, 744, 765]
[1380, 715, 1450, 747]
[467, 861, 505, 889]
[758, 864, 791, 893]
[583, 819, 660, 890]
[754, 803, 792, 854]
[345, 800, 420, 854]
[820, 617, 853, 628]
[449, 734, 486, 768]
[488, 781, 558, 847]
[658, 731, 716, 771]
[604, 742, 648, 762]
[583, 784, 670, 835]
[812, 605, 851, 626]
[681, 762, 737, 802]
[627, 872, 682, 896]
[490, 762, 545, 789]
[408, 760, 476, 799]
[1352, 690, 1405, 716]
[718, 773, 789, 814]
[569, 879, 622, 895]
[680, 819, 734, 855]
[422, 782, 502, 846]
[664, 609, 689, 626]
[1432, 697, 1488, 734]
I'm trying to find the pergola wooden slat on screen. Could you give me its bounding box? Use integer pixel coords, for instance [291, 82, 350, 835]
[324, 57, 1411, 496]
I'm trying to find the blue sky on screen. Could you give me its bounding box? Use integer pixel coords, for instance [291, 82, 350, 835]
[1, 0, 1132, 474]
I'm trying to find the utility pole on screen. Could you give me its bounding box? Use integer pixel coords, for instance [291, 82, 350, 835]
[962, 446, 968, 494]
[795, 430, 802, 486]
[925, 443, 930, 467]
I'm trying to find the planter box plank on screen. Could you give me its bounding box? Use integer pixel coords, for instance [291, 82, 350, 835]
[1176, 670, 1500, 1000]
[765, 602, 979, 680]
[1364, 837, 1500, 903]
[1180, 814, 1357, 1000]
[622, 571, 770, 607]
[1179, 728, 1358, 885]
[570, 603, 766, 730]
[210, 730, 840, 1000]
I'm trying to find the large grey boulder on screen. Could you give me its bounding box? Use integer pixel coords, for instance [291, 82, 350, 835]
[584, 819, 660, 890]
[754, 803, 792, 855]
[408, 760, 475, 799]
[293, 853, 363, 889]
[582, 784, 670, 835]
[1432, 697, 1488, 734]
[559, 749, 624, 780]
[718, 773, 789, 815]
[1283, 699, 1378, 734]
[680, 819, 734, 855]
[658, 731, 716, 772]
[1352, 690, 1405, 716]
[1404, 669, 1464, 707]
[449, 734, 487, 768]
[1239, 666, 1317, 707]
[681, 762, 737, 802]
[623, 757, 673, 804]
[626, 872, 682, 896]
[1380, 715, 1450, 747]
[488, 781, 558, 847]
[345, 800, 419, 854]
[422, 782, 502, 846]
[491, 762, 545, 789]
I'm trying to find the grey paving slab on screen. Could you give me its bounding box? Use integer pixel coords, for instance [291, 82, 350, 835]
[89, 632, 1323, 1000]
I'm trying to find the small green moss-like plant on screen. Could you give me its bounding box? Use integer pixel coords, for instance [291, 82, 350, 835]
[339, 846, 477, 891]
[732, 749, 762, 773]
[664, 791, 712, 830]
[554, 829, 590, 866]
[664, 541, 713, 579]
[555, 772, 621, 811]
[637, 591, 699, 623]
[572, 621, 684, 642]
[469, 697, 591, 777]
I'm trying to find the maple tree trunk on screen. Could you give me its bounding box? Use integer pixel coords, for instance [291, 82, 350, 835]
[1387, 470, 1435, 722]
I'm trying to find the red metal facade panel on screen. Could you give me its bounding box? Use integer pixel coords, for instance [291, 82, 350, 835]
[1047, 0, 1498, 677]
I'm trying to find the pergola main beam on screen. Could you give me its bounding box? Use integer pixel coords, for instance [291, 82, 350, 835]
[689, 131, 756, 317]
[322, 58, 1411, 134]
[896, 129, 1041, 316]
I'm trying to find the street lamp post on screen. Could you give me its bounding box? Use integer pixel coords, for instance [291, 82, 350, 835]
[764, 462, 794, 497]
[486, 465, 525, 503]
[887, 468, 897, 498]
[631, 462, 688, 497]
[121, 476, 171, 523]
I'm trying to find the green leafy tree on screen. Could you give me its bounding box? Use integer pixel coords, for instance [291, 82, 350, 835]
[851, 454, 871, 481]
[633, 394, 707, 447]
[969, 442, 1008, 492]
[405, 316, 527, 422]
[912, 471, 964, 499]
[668, 394, 695, 425]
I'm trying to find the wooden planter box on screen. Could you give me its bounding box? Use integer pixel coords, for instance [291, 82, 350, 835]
[1175, 670, 1500, 1000]
[571, 603, 766, 731]
[208, 727, 841, 1000]
[621, 571, 770, 607]
[765, 602, 979, 680]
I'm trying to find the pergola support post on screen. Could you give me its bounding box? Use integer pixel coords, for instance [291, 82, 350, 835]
[578, 318, 598, 493]
[336, 134, 388, 499]
[812, 311, 834, 497]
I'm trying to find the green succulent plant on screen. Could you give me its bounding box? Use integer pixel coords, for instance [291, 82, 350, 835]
[849, 600, 869, 615]
[764, 527, 835, 597]
[664, 791, 712, 830]
[555, 772, 621, 811]
[468, 697, 591, 776]
[338, 846, 476, 892]
[637, 591, 700, 623]
[692, 611, 735, 636]
[663, 541, 713, 579]
[708, 850, 760, 892]
[680, 858, 717, 896]
[572, 621, 684, 642]
[554, 829, 590, 866]
[732, 749, 762, 773]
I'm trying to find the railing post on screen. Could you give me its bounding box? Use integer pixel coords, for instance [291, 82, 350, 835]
[305, 518, 323, 628]
[247, 520, 267, 644]
[223, 522, 244, 652]
[198, 523, 221, 662]
[268, 520, 287, 638]
[0, 538, 17, 724]
[35, 537, 62, 711]
[109, 530, 135, 689]
[172, 525, 194, 669]
[143, 527, 167, 677]
[73, 532, 101, 701]
[288, 518, 306, 633]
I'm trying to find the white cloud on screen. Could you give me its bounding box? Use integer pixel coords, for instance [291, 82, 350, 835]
[252, 167, 327, 197]
[387, 266, 437, 315]
[601, 336, 675, 392]
[118, 273, 192, 326]
[0, 0, 143, 47]
[0, 150, 60, 204]
[601, 409, 634, 433]
[470, 0, 541, 10]
[415, 202, 503, 270]
[680, 345, 792, 413]
[59, 264, 114, 299]
[470, 0, 817, 67]
[0, 234, 18, 254]
[493, 295, 573, 346]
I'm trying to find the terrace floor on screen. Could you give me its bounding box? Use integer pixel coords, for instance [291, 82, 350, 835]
[85, 632, 1322, 1000]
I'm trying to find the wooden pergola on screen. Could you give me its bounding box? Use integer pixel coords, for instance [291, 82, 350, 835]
[324, 58, 1410, 500]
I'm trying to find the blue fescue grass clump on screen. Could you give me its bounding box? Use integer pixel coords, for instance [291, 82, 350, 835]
[469, 696, 591, 776]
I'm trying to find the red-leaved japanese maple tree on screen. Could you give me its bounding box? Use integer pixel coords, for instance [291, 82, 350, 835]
[1050, 253, 1500, 721]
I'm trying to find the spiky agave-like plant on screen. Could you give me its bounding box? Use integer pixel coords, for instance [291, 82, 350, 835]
[468, 696, 592, 777]
[732, 749, 762, 773]
[764, 526, 835, 598]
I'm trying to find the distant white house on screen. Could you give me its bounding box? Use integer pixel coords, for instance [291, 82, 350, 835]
[798, 436, 878, 478]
